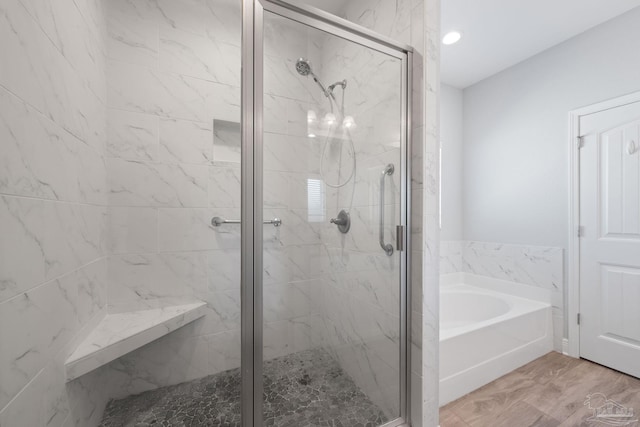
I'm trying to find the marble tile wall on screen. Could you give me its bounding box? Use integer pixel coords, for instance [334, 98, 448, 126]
[440, 240, 565, 351]
[0, 0, 109, 426]
[421, 0, 441, 424]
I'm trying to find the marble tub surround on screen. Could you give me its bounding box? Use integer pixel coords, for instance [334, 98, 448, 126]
[440, 240, 564, 351]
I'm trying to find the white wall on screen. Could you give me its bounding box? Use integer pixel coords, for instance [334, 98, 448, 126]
[462, 7, 640, 249]
[440, 84, 463, 241]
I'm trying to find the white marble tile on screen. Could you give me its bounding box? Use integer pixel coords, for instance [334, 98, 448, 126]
[206, 329, 241, 374]
[107, 207, 158, 254]
[77, 143, 108, 206]
[41, 356, 72, 427]
[159, 118, 213, 165]
[191, 289, 241, 336]
[462, 241, 564, 292]
[263, 244, 321, 286]
[344, 0, 413, 47]
[43, 202, 106, 281]
[0, 364, 46, 427]
[263, 280, 320, 323]
[107, 7, 158, 67]
[107, 158, 208, 207]
[264, 55, 312, 101]
[263, 314, 322, 361]
[66, 359, 117, 426]
[158, 208, 240, 252]
[263, 94, 288, 135]
[0, 0, 75, 135]
[207, 248, 240, 294]
[106, 60, 163, 114]
[202, 0, 241, 47]
[107, 252, 208, 307]
[331, 269, 399, 316]
[263, 133, 322, 174]
[159, 25, 240, 87]
[108, 60, 241, 122]
[73, 259, 108, 327]
[263, 14, 309, 60]
[0, 277, 77, 409]
[107, 109, 159, 161]
[263, 171, 290, 209]
[152, 0, 240, 43]
[46, 0, 105, 96]
[104, 0, 159, 23]
[0, 196, 46, 302]
[265, 208, 322, 247]
[0, 0, 110, 424]
[439, 240, 463, 275]
[208, 166, 241, 208]
[0, 87, 80, 202]
[285, 98, 315, 138]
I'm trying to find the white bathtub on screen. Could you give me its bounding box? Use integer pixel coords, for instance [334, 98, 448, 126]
[439, 273, 553, 406]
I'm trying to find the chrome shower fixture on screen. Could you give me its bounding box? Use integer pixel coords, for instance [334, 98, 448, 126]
[295, 58, 346, 99]
[328, 79, 347, 92]
[295, 58, 313, 76]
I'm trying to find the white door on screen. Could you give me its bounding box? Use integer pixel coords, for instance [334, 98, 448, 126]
[579, 99, 640, 379]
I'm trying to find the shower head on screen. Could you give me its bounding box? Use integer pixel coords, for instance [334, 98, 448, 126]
[295, 58, 312, 76]
[295, 58, 334, 99]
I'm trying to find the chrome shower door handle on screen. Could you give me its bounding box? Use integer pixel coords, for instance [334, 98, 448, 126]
[379, 164, 395, 256]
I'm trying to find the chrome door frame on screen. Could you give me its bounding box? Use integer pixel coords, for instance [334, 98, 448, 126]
[241, 1, 414, 425]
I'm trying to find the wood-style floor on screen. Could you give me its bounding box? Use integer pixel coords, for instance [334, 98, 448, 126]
[440, 352, 640, 427]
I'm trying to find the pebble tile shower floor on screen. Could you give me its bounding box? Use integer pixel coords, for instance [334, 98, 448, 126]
[99, 348, 388, 427]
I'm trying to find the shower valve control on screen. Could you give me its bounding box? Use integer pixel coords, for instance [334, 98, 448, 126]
[330, 210, 351, 234]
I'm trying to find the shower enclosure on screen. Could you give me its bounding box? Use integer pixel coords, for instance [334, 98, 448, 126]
[47, 0, 415, 426]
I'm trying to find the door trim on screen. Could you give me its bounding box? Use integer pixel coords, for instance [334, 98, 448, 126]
[567, 90, 640, 358]
[242, 1, 414, 425]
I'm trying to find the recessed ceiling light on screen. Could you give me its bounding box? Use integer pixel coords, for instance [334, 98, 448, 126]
[442, 31, 462, 45]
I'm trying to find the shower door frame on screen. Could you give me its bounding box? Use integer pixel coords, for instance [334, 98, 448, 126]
[241, 1, 414, 426]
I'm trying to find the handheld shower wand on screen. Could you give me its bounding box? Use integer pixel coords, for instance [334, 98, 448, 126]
[295, 58, 335, 100]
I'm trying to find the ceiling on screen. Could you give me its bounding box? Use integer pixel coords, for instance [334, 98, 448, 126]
[441, 0, 640, 88]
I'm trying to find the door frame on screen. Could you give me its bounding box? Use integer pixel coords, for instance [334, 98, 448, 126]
[567, 90, 640, 358]
[241, 1, 414, 426]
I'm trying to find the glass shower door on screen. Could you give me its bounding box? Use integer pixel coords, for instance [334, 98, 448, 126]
[256, 5, 409, 426]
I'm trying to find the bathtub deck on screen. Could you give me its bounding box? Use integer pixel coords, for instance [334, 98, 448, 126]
[440, 351, 640, 427]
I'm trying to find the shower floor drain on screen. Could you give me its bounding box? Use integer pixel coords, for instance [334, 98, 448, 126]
[99, 348, 388, 427]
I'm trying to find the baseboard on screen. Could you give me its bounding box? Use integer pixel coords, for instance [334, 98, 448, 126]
[562, 338, 569, 355]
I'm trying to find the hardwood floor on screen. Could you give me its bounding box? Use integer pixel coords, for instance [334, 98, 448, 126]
[440, 352, 640, 427]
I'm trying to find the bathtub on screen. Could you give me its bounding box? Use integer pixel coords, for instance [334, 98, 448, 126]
[439, 273, 553, 406]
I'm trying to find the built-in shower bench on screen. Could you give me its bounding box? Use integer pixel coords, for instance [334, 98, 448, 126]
[64, 300, 207, 382]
